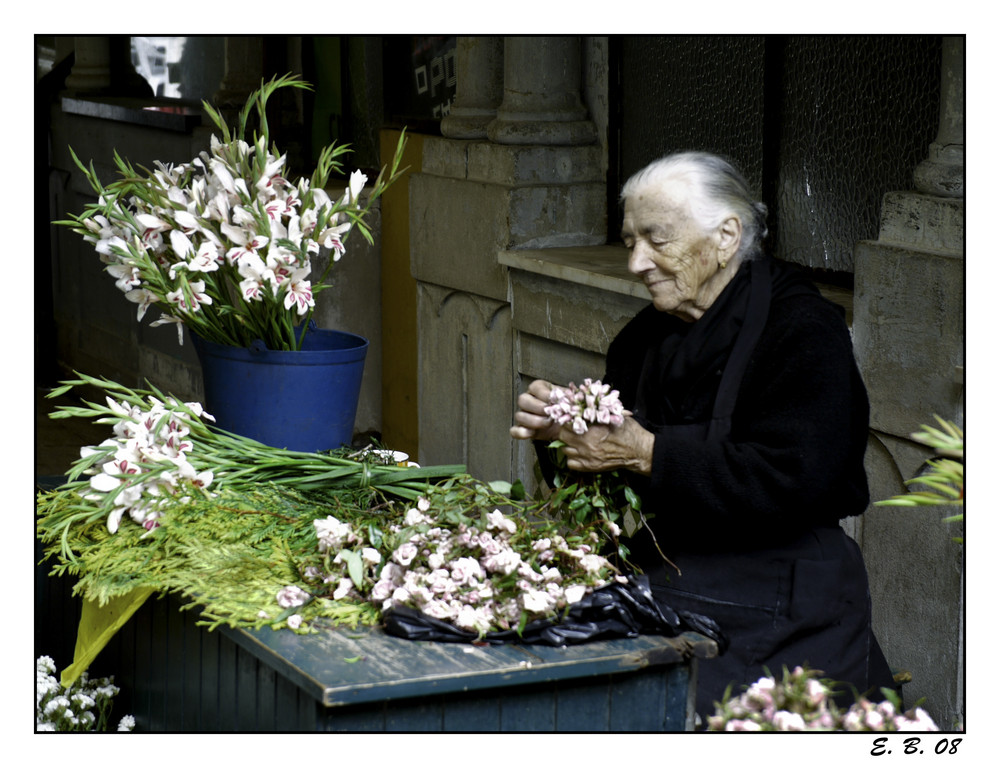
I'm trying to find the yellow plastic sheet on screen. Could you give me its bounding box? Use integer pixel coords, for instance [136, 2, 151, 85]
[60, 587, 155, 688]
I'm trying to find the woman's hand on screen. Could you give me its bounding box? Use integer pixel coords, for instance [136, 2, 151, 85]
[558, 416, 655, 477]
[510, 379, 561, 442]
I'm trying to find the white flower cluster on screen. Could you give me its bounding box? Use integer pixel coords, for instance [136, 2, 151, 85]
[82, 396, 215, 535]
[80, 132, 366, 343]
[707, 665, 939, 732]
[372, 497, 615, 638]
[36, 656, 134, 732]
[545, 378, 626, 435]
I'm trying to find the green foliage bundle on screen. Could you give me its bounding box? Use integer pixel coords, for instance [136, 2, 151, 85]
[876, 416, 964, 542]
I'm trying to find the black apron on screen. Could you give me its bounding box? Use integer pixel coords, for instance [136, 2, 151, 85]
[643, 259, 896, 721]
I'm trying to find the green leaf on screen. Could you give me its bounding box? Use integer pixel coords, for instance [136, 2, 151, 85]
[517, 610, 529, 636]
[904, 477, 962, 499]
[365, 523, 384, 550]
[338, 549, 365, 590]
[623, 485, 641, 510]
[510, 479, 526, 500]
[623, 508, 641, 538]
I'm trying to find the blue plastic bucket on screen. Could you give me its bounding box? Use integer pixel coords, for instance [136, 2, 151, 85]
[192, 329, 368, 453]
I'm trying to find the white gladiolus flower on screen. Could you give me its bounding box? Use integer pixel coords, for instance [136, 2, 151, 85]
[346, 169, 367, 206]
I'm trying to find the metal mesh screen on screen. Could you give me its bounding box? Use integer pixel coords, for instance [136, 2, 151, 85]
[619, 35, 942, 274]
[773, 36, 942, 272]
[620, 36, 766, 196]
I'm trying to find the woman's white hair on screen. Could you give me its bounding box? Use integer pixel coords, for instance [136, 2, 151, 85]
[620, 151, 769, 261]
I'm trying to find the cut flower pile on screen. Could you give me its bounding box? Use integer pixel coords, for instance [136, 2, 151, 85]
[281, 486, 619, 637]
[36, 375, 621, 639]
[374, 501, 612, 635]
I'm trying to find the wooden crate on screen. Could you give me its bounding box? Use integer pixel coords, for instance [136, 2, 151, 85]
[52, 587, 716, 732]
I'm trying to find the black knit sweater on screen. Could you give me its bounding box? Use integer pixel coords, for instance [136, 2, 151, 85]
[604, 261, 870, 557]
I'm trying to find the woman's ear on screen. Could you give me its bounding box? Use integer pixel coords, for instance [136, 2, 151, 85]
[717, 216, 742, 261]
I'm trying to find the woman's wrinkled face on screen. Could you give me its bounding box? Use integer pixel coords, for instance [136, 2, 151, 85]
[621, 181, 737, 321]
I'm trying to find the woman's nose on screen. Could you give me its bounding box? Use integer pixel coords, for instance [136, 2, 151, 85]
[628, 243, 653, 275]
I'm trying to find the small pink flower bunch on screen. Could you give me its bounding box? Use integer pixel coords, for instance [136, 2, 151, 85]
[273, 515, 385, 630]
[706, 665, 940, 732]
[840, 696, 940, 732]
[545, 378, 626, 435]
[707, 666, 840, 732]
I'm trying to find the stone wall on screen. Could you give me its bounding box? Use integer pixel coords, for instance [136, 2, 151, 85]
[851, 37, 964, 728]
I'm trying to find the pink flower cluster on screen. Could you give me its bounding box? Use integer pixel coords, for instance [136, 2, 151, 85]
[840, 697, 940, 732]
[371, 497, 616, 638]
[545, 378, 625, 435]
[710, 672, 838, 732]
[707, 665, 940, 732]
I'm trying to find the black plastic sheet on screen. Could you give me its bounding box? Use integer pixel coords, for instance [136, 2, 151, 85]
[382, 575, 728, 652]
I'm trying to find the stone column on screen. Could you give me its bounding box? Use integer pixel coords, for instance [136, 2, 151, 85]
[411, 36, 606, 481]
[440, 37, 504, 140]
[851, 34, 965, 730]
[64, 37, 112, 93]
[487, 36, 597, 146]
[913, 37, 965, 198]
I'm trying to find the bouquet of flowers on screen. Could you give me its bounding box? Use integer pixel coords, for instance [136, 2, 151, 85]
[55, 73, 407, 351]
[544, 378, 626, 435]
[541, 378, 676, 574]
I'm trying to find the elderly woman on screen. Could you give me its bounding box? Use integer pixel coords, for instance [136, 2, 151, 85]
[511, 151, 896, 720]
